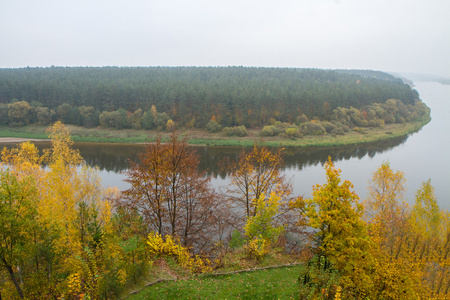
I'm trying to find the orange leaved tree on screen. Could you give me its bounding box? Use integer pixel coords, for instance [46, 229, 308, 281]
[120, 132, 223, 249]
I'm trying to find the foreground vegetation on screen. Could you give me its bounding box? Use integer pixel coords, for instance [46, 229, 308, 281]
[1, 123, 448, 299]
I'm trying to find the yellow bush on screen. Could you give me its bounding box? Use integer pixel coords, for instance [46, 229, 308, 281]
[147, 232, 212, 273]
[245, 235, 269, 260]
[67, 272, 82, 296]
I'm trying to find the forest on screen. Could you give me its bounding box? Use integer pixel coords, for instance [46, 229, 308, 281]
[0, 67, 428, 139]
[1, 123, 449, 299]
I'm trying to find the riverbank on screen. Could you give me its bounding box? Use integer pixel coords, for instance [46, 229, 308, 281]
[0, 113, 431, 147]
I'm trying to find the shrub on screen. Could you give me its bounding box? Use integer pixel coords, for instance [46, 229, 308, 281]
[245, 235, 269, 260]
[330, 127, 345, 136]
[260, 125, 275, 137]
[222, 125, 248, 137]
[356, 119, 369, 127]
[206, 120, 222, 133]
[395, 115, 406, 123]
[154, 112, 170, 130]
[243, 193, 284, 259]
[166, 119, 176, 132]
[295, 114, 309, 125]
[300, 122, 326, 136]
[368, 119, 377, 127]
[261, 123, 292, 137]
[285, 127, 301, 138]
[244, 193, 284, 243]
[275, 122, 290, 129]
[268, 117, 277, 125]
[353, 127, 366, 134]
[272, 125, 285, 135]
[147, 233, 212, 273]
[321, 122, 337, 134]
[376, 119, 385, 128]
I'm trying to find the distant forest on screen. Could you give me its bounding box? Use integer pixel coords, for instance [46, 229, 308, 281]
[0, 67, 427, 136]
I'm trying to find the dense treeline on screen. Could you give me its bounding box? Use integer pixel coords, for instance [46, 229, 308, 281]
[0, 67, 422, 132]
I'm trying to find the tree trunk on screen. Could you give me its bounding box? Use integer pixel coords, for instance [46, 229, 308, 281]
[2, 258, 24, 299]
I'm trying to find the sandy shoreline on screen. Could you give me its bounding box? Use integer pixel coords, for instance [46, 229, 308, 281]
[0, 137, 49, 143]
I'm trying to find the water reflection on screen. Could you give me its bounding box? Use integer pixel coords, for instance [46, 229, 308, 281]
[0, 134, 409, 176]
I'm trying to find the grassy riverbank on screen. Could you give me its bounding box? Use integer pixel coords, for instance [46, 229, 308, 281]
[0, 113, 430, 147]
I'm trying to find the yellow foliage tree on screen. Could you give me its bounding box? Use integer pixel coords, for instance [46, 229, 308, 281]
[365, 162, 423, 299]
[0, 170, 38, 299]
[39, 122, 118, 298]
[409, 180, 450, 298]
[305, 157, 373, 298]
[0, 122, 123, 299]
[410, 179, 441, 239]
[166, 119, 176, 132]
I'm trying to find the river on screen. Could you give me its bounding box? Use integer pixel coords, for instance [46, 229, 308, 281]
[1, 81, 449, 208]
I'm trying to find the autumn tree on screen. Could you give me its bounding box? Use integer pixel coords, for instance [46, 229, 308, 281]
[410, 179, 441, 239]
[225, 143, 292, 219]
[408, 180, 450, 298]
[38, 122, 121, 298]
[304, 157, 373, 298]
[120, 132, 222, 249]
[166, 119, 176, 131]
[364, 162, 410, 262]
[0, 122, 125, 299]
[0, 171, 38, 299]
[365, 162, 407, 225]
[364, 162, 425, 299]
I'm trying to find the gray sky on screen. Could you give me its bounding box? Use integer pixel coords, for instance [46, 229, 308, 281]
[1, 0, 449, 77]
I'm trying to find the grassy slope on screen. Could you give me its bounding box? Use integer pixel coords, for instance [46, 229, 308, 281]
[124, 245, 305, 299]
[0, 113, 431, 147]
[127, 262, 303, 300]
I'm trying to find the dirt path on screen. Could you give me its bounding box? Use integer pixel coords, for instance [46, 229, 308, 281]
[0, 138, 49, 143]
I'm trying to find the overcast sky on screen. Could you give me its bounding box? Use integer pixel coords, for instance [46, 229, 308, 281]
[1, 0, 449, 77]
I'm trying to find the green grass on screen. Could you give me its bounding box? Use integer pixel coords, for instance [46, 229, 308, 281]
[0, 126, 49, 139]
[127, 264, 304, 299]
